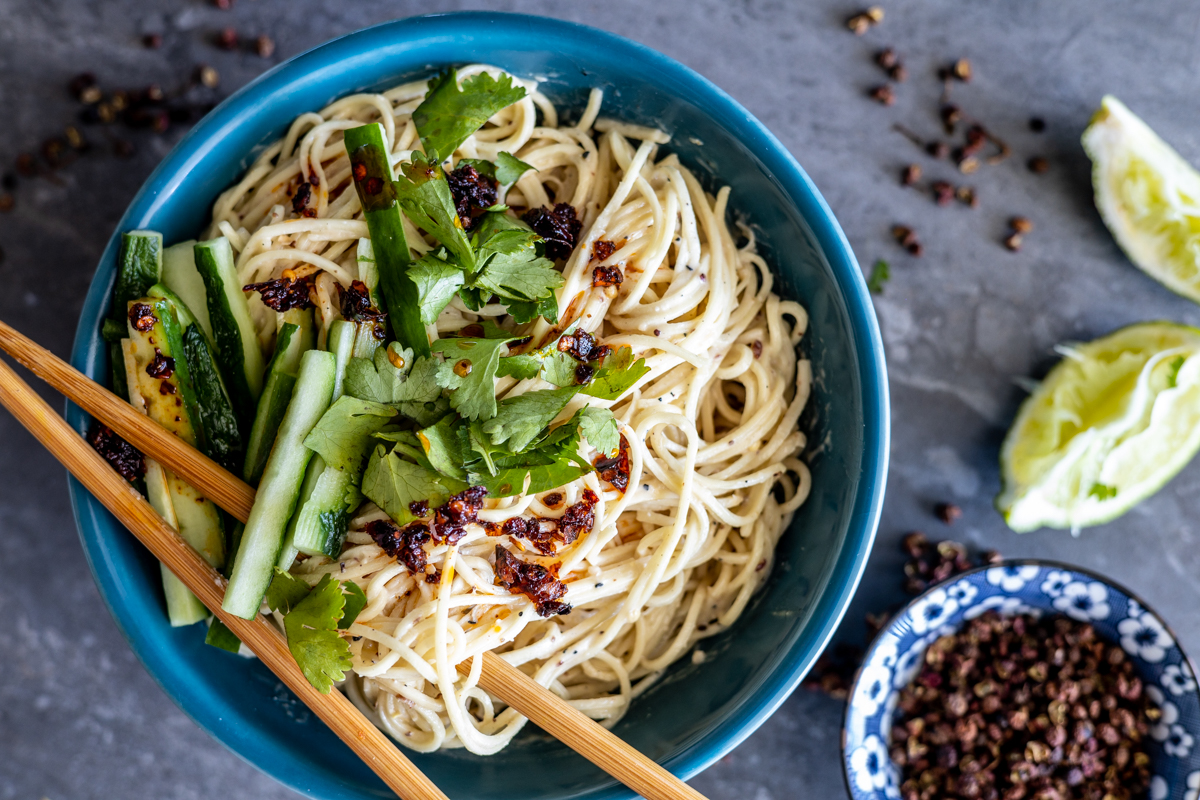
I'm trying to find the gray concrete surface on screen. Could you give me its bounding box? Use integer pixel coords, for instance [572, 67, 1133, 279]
[3, 1, 1200, 797]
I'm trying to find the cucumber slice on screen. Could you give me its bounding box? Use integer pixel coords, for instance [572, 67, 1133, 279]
[113, 231, 164, 318]
[161, 240, 212, 340]
[289, 464, 356, 558]
[243, 318, 311, 485]
[122, 338, 216, 625]
[126, 304, 226, 566]
[327, 319, 356, 403]
[182, 325, 243, 474]
[148, 284, 242, 473]
[195, 237, 266, 430]
[223, 349, 337, 619]
[108, 231, 164, 402]
[356, 237, 385, 310]
[277, 455, 326, 570]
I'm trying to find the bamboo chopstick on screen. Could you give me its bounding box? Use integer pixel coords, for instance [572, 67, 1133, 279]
[456, 657, 708, 800]
[0, 356, 448, 800]
[0, 320, 709, 800]
[0, 319, 255, 522]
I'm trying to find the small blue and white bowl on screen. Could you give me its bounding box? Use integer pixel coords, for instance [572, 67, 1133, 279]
[843, 560, 1200, 800]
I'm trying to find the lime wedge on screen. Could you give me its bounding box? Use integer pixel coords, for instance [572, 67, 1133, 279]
[1083, 96, 1200, 303]
[997, 322, 1200, 532]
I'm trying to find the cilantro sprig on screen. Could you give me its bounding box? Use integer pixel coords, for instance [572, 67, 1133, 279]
[264, 569, 367, 693]
[414, 69, 527, 163]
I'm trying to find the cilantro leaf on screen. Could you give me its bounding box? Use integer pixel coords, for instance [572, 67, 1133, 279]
[867, 259, 890, 295]
[205, 619, 242, 653]
[581, 345, 650, 400]
[465, 413, 593, 497]
[413, 69, 527, 162]
[362, 445, 465, 525]
[471, 459, 591, 498]
[283, 574, 352, 694]
[482, 387, 577, 453]
[497, 352, 543, 381]
[345, 346, 444, 425]
[339, 581, 367, 630]
[395, 153, 475, 271]
[578, 406, 619, 456]
[344, 344, 412, 404]
[266, 567, 312, 615]
[432, 333, 516, 421]
[465, 419, 507, 476]
[394, 355, 443, 404]
[505, 294, 559, 325]
[472, 228, 562, 302]
[495, 151, 536, 185]
[417, 414, 470, 482]
[303, 396, 397, 473]
[542, 350, 582, 387]
[409, 250, 466, 325]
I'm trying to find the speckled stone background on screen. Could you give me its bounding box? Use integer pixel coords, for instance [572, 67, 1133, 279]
[3, 1, 1200, 797]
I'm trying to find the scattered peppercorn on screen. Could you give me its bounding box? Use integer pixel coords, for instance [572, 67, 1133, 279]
[958, 156, 979, 174]
[113, 139, 136, 159]
[892, 225, 919, 249]
[1, 173, 15, 191]
[0, 193, 13, 213]
[847, 8, 884, 34]
[1028, 155, 1050, 174]
[1004, 232, 1023, 252]
[215, 27, 239, 51]
[901, 164, 922, 185]
[934, 502, 963, 524]
[197, 65, 220, 89]
[931, 180, 955, 206]
[1030, 117, 1047, 132]
[940, 104, 961, 134]
[1010, 216, 1034, 234]
[892, 612, 1153, 800]
[901, 532, 980, 594]
[142, 33, 163, 49]
[15, 153, 37, 177]
[956, 186, 978, 208]
[804, 534, 1003, 698]
[927, 141, 950, 160]
[951, 57, 972, 82]
[869, 85, 895, 106]
[212, 0, 232, 8]
[68, 73, 97, 100]
[876, 48, 898, 70]
[255, 34, 276, 58]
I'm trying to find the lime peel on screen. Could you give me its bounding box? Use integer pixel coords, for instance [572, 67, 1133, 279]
[997, 322, 1200, 533]
[1083, 95, 1200, 303]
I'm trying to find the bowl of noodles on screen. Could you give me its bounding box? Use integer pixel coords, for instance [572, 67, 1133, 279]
[66, 12, 888, 800]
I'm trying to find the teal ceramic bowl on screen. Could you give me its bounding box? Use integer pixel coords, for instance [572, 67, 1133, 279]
[67, 12, 888, 800]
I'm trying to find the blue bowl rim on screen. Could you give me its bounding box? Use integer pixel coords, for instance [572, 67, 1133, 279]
[840, 558, 1200, 797]
[66, 10, 891, 797]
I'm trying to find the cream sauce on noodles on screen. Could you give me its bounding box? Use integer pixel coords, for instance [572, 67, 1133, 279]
[206, 65, 813, 755]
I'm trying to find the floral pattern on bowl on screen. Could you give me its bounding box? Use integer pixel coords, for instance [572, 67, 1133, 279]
[843, 561, 1200, 800]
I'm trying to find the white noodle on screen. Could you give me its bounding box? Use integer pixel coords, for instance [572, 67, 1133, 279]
[208, 66, 812, 755]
